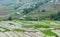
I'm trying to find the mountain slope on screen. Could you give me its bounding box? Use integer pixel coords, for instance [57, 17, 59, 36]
[0, 0, 51, 18]
[26, 2, 60, 20]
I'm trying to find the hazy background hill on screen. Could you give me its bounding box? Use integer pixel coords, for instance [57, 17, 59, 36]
[0, 0, 60, 20]
[0, 0, 50, 17]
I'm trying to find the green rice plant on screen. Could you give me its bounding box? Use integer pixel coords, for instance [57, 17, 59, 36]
[42, 30, 58, 36]
[0, 25, 10, 31]
[34, 23, 50, 28]
[22, 25, 34, 28]
[13, 28, 25, 32]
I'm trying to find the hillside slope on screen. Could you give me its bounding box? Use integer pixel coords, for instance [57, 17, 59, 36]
[0, 0, 51, 18]
[26, 2, 60, 20]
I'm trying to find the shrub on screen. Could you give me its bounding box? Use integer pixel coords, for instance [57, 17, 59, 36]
[41, 9, 46, 12]
[8, 16, 13, 20]
[50, 11, 60, 20]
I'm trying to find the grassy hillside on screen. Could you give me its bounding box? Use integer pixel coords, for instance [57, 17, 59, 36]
[0, 0, 60, 21]
[25, 3, 60, 20]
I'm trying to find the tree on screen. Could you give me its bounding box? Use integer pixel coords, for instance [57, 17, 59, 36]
[8, 16, 12, 20]
[50, 11, 60, 20]
[41, 9, 46, 12]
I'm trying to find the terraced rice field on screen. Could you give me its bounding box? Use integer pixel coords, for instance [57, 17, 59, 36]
[0, 20, 60, 37]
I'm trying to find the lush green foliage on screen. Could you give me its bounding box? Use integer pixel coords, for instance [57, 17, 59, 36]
[13, 28, 25, 32]
[0, 25, 10, 31]
[50, 11, 60, 20]
[42, 30, 58, 36]
[8, 16, 13, 21]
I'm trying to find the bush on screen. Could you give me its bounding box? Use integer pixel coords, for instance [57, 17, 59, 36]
[50, 11, 60, 20]
[8, 16, 13, 20]
[41, 9, 46, 12]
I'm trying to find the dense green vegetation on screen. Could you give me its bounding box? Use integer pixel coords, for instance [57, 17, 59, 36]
[13, 28, 25, 32]
[0, 25, 10, 31]
[26, 10, 60, 21]
[50, 11, 60, 20]
[23, 23, 50, 28]
[42, 30, 58, 36]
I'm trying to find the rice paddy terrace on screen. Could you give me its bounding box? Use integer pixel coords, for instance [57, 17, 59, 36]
[0, 0, 60, 37]
[0, 20, 60, 37]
